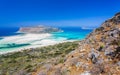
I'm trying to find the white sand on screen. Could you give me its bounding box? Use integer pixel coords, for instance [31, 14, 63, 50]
[0, 33, 75, 54]
[0, 33, 51, 44]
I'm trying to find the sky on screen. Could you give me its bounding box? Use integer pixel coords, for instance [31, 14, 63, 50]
[0, 0, 120, 28]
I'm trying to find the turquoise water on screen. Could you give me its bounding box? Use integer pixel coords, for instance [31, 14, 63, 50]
[52, 27, 91, 40]
[0, 27, 92, 54]
[52, 31, 88, 40]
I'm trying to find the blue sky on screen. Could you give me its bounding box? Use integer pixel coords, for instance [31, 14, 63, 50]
[0, 0, 120, 28]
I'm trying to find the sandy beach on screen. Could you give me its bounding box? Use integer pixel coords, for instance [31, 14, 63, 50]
[0, 33, 75, 54]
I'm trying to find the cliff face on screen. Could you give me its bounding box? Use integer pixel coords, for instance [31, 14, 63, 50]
[18, 26, 61, 33]
[34, 13, 120, 75]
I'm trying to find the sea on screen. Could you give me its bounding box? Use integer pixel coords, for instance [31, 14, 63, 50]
[0, 27, 92, 54]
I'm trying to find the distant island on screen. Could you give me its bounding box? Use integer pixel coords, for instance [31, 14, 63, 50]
[18, 25, 62, 33]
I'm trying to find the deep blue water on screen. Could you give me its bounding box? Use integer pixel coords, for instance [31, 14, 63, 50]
[0, 27, 20, 37]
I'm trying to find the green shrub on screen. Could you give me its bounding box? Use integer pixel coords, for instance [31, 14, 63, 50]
[0, 41, 79, 75]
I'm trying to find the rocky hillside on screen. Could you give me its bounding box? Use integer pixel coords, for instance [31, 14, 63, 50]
[34, 12, 120, 75]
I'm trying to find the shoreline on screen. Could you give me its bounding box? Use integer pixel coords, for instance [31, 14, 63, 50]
[0, 28, 87, 55]
[0, 40, 76, 55]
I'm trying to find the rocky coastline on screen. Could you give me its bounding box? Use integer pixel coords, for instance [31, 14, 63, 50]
[18, 26, 62, 33]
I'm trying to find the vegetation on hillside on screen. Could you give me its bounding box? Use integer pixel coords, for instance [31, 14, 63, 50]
[0, 41, 79, 75]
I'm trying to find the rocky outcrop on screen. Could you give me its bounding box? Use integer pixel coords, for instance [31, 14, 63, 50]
[18, 26, 61, 33]
[33, 12, 120, 75]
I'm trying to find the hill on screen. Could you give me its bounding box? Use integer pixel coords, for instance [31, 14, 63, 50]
[34, 12, 120, 75]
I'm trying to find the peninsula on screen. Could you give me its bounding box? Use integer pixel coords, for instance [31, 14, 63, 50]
[18, 26, 62, 33]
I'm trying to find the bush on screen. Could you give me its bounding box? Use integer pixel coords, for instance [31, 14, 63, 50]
[0, 41, 79, 75]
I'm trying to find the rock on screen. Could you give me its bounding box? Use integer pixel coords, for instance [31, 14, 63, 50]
[90, 64, 105, 75]
[91, 54, 97, 64]
[81, 71, 91, 75]
[98, 46, 103, 51]
[75, 62, 83, 68]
